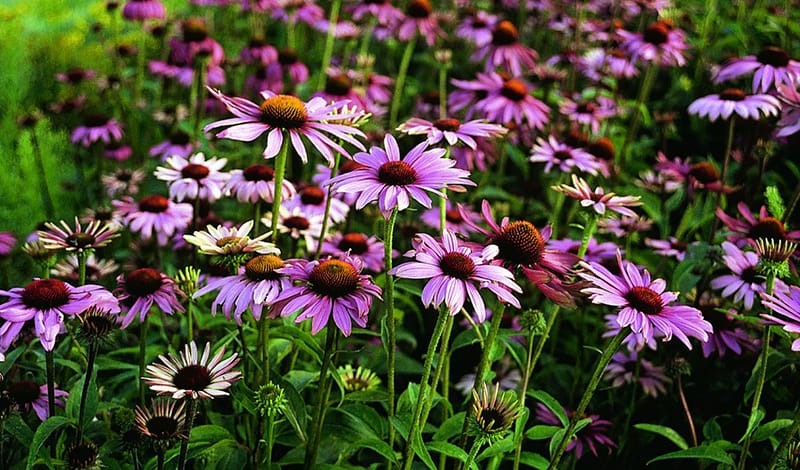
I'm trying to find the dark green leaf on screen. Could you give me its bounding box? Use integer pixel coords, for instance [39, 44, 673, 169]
[752, 418, 793, 442]
[26, 416, 71, 470]
[432, 412, 466, 442]
[529, 390, 567, 426]
[66, 375, 97, 428]
[519, 451, 549, 470]
[634, 423, 689, 450]
[427, 441, 472, 467]
[4, 414, 33, 446]
[738, 408, 765, 443]
[646, 445, 734, 466]
[526, 425, 561, 440]
[345, 438, 398, 463]
[410, 430, 436, 469]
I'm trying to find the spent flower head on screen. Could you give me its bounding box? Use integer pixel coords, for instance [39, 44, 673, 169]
[470, 382, 522, 440]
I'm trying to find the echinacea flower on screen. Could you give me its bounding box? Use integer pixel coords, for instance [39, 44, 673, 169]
[716, 202, 800, 247]
[397, 117, 507, 149]
[579, 251, 713, 349]
[530, 135, 602, 175]
[604, 351, 670, 397]
[51, 254, 119, 283]
[699, 304, 759, 358]
[135, 398, 188, 449]
[204, 88, 366, 165]
[239, 36, 278, 65]
[261, 206, 324, 250]
[113, 195, 193, 246]
[714, 46, 800, 93]
[149, 131, 194, 161]
[283, 185, 350, 225]
[193, 254, 290, 324]
[183, 221, 278, 256]
[122, 0, 166, 21]
[397, 0, 444, 46]
[225, 163, 297, 204]
[710, 242, 777, 310]
[272, 255, 382, 336]
[471, 382, 522, 436]
[319, 232, 385, 272]
[391, 229, 521, 321]
[761, 285, 800, 351]
[143, 341, 241, 400]
[328, 134, 474, 218]
[6, 381, 67, 421]
[688, 89, 780, 122]
[472, 20, 538, 76]
[70, 114, 124, 147]
[0, 278, 119, 351]
[115, 268, 185, 329]
[338, 364, 382, 392]
[154, 152, 229, 203]
[38, 217, 119, 253]
[420, 201, 480, 235]
[0, 231, 15, 257]
[534, 404, 617, 459]
[102, 168, 146, 197]
[618, 21, 689, 67]
[477, 75, 550, 129]
[551, 174, 641, 218]
[559, 95, 618, 134]
[776, 83, 800, 137]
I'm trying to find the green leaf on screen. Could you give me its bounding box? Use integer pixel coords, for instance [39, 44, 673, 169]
[271, 325, 322, 364]
[432, 412, 466, 442]
[477, 435, 513, 460]
[66, 375, 97, 428]
[634, 423, 689, 450]
[526, 425, 561, 440]
[427, 441, 470, 466]
[4, 414, 33, 446]
[549, 428, 566, 458]
[27, 416, 71, 470]
[276, 376, 307, 442]
[519, 452, 549, 470]
[738, 408, 766, 443]
[529, 390, 567, 426]
[410, 430, 436, 470]
[752, 418, 794, 442]
[646, 445, 734, 466]
[703, 417, 723, 441]
[450, 329, 480, 353]
[190, 424, 232, 442]
[345, 390, 389, 403]
[346, 438, 398, 463]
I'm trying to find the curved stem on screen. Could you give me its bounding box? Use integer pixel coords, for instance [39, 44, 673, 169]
[512, 322, 542, 470]
[177, 399, 198, 470]
[389, 36, 418, 130]
[304, 327, 339, 469]
[384, 207, 399, 456]
[77, 343, 98, 439]
[270, 134, 291, 243]
[315, 152, 342, 259]
[618, 62, 657, 168]
[402, 308, 449, 470]
[677, 375, 698, 448]
[547, 330, 626, 470]
[463, 437, 484, 470]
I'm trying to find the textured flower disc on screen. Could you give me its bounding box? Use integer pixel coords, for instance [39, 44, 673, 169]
[338, 233, 369, 255]
[259, 95, 308, 129]
[7, 380, 40, 405]
[757, 46, 790, 67]
[492, 221, 544, 266]
[126, 268, 164, 297]
[21, 279, 70, 310]
[378, 161, 417, 186]
[300, 186, 326, 205]
[245, 254, 284, 281]
[500, 79, 528, 102]
[624, 286, 664, 315]
[181, 163, 211, 180]
[138, 195, 170, 213]
[492, 20, 519, 46]
[243, 164, 275, 182]
[439, 252, 476, 280]
[309, 260, 360, 298]
[433, 118, 461, 131]
[748, 217, 786, 241]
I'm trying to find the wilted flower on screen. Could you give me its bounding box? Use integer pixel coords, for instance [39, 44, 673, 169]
[471, 382, 522, 437]
[39, 217, 119, 253]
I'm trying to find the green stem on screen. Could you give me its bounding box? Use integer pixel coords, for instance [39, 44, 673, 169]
[512, 322, 543, 470]
[576, 215, 598, 260]
[253, 201, 262, 237]
[186, 298, 195, 342]
[30, 127, 55, 219]
[265, 412, 276, 469]
[677, 375, 698, 447]
[421, 315, 454, 431]
[767, 409, 800, 470]
[463, 437, 484, 470]
[738, 274, 776, 470]
[438, 61, 448, 120]
[270, 134, 291, 243]
[260, 317, 270, 385]
[712, 118, 736, 240]
[618, 62, 658, 168]
[139, 316, 148, 406]
[157, 451, 165, 470]
[77, 343, 97, 439]
[316, 0, 341, 91]
[177, 399, 198, 470]
[526, 306, 560, 391]
[547, 330, 626, 470]
[459, 305, 506, 447]
[192, 58, 208, 142]
[45, 349, 56, 419]
[390, 36, 418, 130]
[305, 327, 339, 469]
[315, 152, 342, 259]
[402, 308, 448, 470]
[384, 207, 399, 457]
[78, 251, 89, 287]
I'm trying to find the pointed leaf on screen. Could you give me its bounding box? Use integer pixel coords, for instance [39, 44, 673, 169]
[634, 423, 689, 450]
[646, 445, 734, 466]
[26, 416, 71, 470]
[529, 390, 567, 426]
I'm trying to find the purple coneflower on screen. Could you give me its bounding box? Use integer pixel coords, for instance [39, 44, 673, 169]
[70, 114, 123, 147]
[6, 381, 67, 421]
[265, 48, 309, 92]
[183, 221, 278, 256]
[397, 0, 444, 46]
[149, 131, 194, 161]
[113, 195, 193, 246]
[559, 95, 618, 134]
[103, 142, 133, 162]
[461, 200, 577, 307]
[598, 215, 653, 238]
[284, 186, 350, 225]
[776, 83, 800, 137]
[102, 168, 146, 197]
[530, 135, 602, 175]
[604, 351, 670, 397]
[313, 71, 369, 114]
[328, 134, 474, 218]
[239, 36, 278, 65]
[312, 160, 366, 206]
[204, 89, 366, 165]
[716, 202, 800, 247]
[349, 0, 403, 26]
[699, 303, 759, 358]
[115, 268, 185, 329]
[38, 217, 119, 253]
[319, 232, 385, 273]
[122, 0, 165, 21]
[51, 254, 119, 283]
[455, 9, 497, 47]
[644, 237, 687, 261]
[0, 278, 119, 350]
[534, 404, 617, 458]
[262, 206, 324, 250]
[477, 75, 550, 129]
[55, 67, 96, 85]
[194, 254, 290, 324]
[144, 341, 241, 400]
[225, 163, 297, 204]
[714, 46, 800, 93]
[397, 117, 507, 149]
[135, 398, 187, 445]
[421, 201, 480, 235]
[579, 251, 713, 349]
[547, 238, 619, 265]
[618, 21, 689, 67]
[272, 255, 382, 336]
[710, 242, 773, 310]
[762, 285, 800, 351]
[391, 229, 521, 322]
[0, 232, 15, 257]
[154, 152, 229, 203]
[551, 174, 641, 218]
[688, 88, 780, 122]
[473, 20, 538, 76]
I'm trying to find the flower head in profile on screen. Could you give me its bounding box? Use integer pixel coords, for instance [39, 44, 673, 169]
[530, 135, 601, 175]
[135, 398, 187, 450]
[716, 202, 800, 247]
[261, 206, 324, 250]
[6, 381, 67, 421]
[204, 88, 366, 165]
[144, 341, 241, 400]
[397, 117, 507, 149]
[183, 221, 278, 256]
[761, 285, 800, 351]
[338, 364, 382, 393]
[0, 232, 15, 258]
[122, 0, 166, 21]
[113, 195, 193, 246]
[604, 350, 670, 397]
[328, 134, 474, 218]
[225, 163, 297, 204]
[115, 268, 185, 329]
[579, 251, 713, 349]
[272, 255, 382, 336]
[51, 254, 119, 284]
[476, 75, 550, 129]
[552, 174, 641, 218]
[688, 89, 780, 122]
[102, 168, 146, 197]
[319, 232, 385, 272]
[391, 230, 522, 321]
[472, 20, 538, 76]
[618, 21, 689, 67]
[193, 254, 290, 324]
[0, 278, 119, 351]
[714, 46, 800, 93]
[71, 114, 124, 147]
[710, 242, 780, 310]
[534, 404, 616, 459]
[154, 152, 229, 203]
[39, 217, 119, 253]
[397, 0, 444, 46]
[471, 382, 522, 438]
[699, 303, 759, 359]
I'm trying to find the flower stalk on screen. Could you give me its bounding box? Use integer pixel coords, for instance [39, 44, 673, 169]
[390, 36, 418, 130]
[384, 207, 399, 456]
[270, 133, 291, 243]
[304, 326, 339, 469]
[177, 399, 198, 470]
